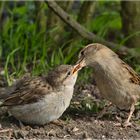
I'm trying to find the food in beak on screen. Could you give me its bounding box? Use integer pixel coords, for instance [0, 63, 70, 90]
[72, 64, 82, 74]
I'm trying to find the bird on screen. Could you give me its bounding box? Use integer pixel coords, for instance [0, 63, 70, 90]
[0, 64, 81, 125]
[75, 43, 140, 127]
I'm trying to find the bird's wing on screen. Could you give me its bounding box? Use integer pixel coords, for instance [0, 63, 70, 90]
[0, 73, 31, 99]
[121, 61, 140, 85]
[1, 75, 52, 106]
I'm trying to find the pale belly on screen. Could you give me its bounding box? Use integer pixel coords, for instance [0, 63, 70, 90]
[8, 91, 73, 125]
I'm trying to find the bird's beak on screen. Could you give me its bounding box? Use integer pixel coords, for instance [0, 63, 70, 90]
[72, 63, 82, 75]
[76, 56, 86, 67]
[72, 57, 86, 75]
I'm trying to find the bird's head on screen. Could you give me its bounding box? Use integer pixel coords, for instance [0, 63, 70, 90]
[47, 64, 81, 87]
[76, 43, 114, 68]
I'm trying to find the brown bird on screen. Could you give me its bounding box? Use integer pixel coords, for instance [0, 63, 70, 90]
[75, 43, 140, 127]
[0, 64, 81, 125]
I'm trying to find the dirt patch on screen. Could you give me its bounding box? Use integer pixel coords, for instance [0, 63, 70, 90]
[0, 84, 140, 139]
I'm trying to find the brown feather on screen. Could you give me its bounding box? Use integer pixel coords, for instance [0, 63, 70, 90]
[121, 61, 140, 85]
[2, 76, 52, 106]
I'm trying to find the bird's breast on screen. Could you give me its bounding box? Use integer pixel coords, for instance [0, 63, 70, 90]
[93, 63, 137, 109]
[8, 87, 74, 125]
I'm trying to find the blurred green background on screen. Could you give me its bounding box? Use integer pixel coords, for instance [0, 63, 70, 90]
[0, 1, 140, 85]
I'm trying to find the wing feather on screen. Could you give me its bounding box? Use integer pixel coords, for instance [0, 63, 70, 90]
[121, 61, 140, 85]
[1, 75, 52, 106]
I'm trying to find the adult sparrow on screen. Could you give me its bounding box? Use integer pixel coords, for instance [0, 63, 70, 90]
[75, 43, 140, 127]
[0, 65, 80, 125]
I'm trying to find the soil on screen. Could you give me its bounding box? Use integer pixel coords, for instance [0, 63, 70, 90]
[0, 82, 140, 139]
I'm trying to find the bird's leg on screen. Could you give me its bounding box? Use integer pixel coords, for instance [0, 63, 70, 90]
[123, 103, 135, 127]
[97, 102, 112, 119]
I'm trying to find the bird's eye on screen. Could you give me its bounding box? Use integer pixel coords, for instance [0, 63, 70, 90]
[80, 50, 84, 56]
[67, 71, 71, 76]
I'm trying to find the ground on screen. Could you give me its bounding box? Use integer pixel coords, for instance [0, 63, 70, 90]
[0, 83, 140, 139]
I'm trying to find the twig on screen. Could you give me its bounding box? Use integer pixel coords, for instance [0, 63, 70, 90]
[46, 0, 129, 55]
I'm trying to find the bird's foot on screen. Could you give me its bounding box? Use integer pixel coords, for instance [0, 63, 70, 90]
[114, 116, 122, 126]
[122, 121, 132, 128]
[50, 120, 65, 127]
[114, 116, 131, 127]
[114, 121, 132, 128]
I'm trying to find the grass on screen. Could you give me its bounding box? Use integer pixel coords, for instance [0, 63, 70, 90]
[0, 1, 140, 87]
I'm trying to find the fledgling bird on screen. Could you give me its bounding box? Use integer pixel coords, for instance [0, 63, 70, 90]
[0, 65, 80, 125]
[75, 43, 140, 127]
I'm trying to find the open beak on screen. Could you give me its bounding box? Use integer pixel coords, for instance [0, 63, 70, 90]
[72, 57, 86, 75]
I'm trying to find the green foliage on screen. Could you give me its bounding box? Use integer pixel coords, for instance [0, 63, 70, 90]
[1, 3, 42, 82]
[91, 11, 121, 38]
[0, 1, 140, 86]
[0, 2, 82, 84]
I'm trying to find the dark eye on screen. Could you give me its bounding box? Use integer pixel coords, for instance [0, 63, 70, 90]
[67, 71, 71, 76]
[80, 50, 84, 56]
